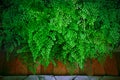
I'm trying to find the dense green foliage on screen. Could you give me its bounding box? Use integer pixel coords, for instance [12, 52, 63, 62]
[1, 0, 120, 69]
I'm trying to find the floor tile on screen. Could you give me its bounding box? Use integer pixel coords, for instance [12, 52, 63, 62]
[74, 76, 89, 80]
[55, 76, 75, 80]
[24, 75, 40, 80]
[41, 75, 55, 80]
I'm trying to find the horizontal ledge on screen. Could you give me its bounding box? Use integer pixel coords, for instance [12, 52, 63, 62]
[1, 75, 120, 80]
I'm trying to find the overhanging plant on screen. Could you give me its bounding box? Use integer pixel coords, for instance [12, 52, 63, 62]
[1, 0, 120, 72]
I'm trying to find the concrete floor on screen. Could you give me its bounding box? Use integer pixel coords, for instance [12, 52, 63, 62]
[0, 75, 120, 80]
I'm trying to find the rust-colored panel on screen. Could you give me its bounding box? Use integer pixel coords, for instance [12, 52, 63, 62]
[64, 63, 80, 75]
[15, 58, 28, 75]
[36, 64, 42, 74]
[92, 59, 105, 75]
[84, 60, 93, 75]
[1, 53, 120, 75]
[26, 63, 42, 75]
[41, 62, 54, 74]
[26, 61, 42, 74]
[73, 64, 80, 75]
[53, 61, 68, 75]
[104, 55, 118, 76]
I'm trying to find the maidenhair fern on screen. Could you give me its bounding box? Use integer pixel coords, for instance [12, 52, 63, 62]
[1, 0, 120, 70]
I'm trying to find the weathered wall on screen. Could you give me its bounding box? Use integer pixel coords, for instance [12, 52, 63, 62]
[0, 52, 120, 75]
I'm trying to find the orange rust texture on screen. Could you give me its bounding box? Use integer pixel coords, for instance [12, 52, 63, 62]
[53, 61, 68, 75]
[84, 60, 94, 75]
[104, 55, 118, 76]
[0, 53, 119, 75]
[92, 59, 105, 75]
[41, 62, 54, 74]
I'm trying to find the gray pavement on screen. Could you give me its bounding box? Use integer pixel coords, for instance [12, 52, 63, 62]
[1, 75, 120, 80]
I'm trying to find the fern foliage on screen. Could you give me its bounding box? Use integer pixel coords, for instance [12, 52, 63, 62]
[1, 0, 120, 69]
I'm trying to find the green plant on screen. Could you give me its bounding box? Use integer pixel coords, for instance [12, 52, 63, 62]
[1, 0, 120, 71]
